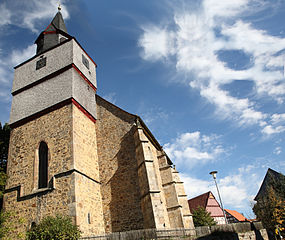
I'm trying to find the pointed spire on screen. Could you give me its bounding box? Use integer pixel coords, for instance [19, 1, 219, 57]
[35, 6, 72, 55]
[48, 10, 67, 33]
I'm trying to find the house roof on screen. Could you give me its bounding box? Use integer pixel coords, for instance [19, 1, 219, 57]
[225, 209, 248, 222]
[188, 191, 224, 217]
[188, 191, 210, 210]
[254, 168, 285, 201]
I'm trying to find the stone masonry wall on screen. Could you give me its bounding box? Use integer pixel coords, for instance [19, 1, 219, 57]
[95, 96, 144, 233]
[6, 104, 73, 193]
[73, 104, 100, 181]
[4, 104, 76, 237]
[4, 174, 76, 238]
[72, 104, 105, 236]
[74, 173, 105, 236]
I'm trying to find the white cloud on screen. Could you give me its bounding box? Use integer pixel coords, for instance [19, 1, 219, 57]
[0, 0, 69, 32]
[181, 164, 262, 211]
[262, 125, 285, 135]
[103, 92, 117, 105]
[138, 26, 175, 61]
[0, 3, 11, 26]
[274, 146, 282, 155]
[138, 106, 169, 127]
[138, 0, 285, 135]
[261, 112, 285, 136]
[203, 0, 249, 19]
[164, 131, 224, 169]
[271, 113, 285, 125]
[11, 45, 36, 66]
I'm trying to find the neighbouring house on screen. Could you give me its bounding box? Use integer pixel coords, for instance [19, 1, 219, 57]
[225, 209, 249, 223]
[254, 168, 285, 202]
[188, 191, 226, 225]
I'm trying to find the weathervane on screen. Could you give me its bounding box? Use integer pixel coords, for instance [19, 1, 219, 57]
[58, 2, 61, 11]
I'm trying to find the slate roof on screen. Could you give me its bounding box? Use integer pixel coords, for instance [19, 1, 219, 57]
[225, 209, 248, 222]
[254, 168, 285, 201]
[48, 11, 68, 33]
[34, 10, 72, 55]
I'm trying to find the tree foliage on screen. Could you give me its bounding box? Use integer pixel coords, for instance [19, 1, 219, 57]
[0, 122, 10, 210]
[26, 215, 81, 240]
[0, 211, 25, 240]
[192, 206, 216, 227]
[0, 122, 10, 172]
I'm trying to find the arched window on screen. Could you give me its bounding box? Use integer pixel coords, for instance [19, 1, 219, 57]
[38, 141, 48, 189]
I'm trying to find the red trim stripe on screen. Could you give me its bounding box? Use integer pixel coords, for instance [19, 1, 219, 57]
[43, 31, 56, 35]
[80, 46, 97, 67]
[44, 23, 52, 32]
[10, 98, 96, 129]
[72, 64, 97, 92]
[71, 99, 96, 123]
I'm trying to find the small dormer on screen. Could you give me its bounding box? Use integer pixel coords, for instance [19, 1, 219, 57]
[35, 9, 72, 55]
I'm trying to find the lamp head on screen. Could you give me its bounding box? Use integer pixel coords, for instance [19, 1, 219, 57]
[209, 171, 218, 179]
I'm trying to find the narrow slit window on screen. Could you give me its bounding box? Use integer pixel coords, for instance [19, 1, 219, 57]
[38, 141, 48, 189]
[88, 213, 91, 224]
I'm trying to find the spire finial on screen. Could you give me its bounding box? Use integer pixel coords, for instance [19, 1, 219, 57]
[58, 2, 61, 11]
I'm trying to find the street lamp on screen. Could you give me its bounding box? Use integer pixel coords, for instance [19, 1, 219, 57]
[209, 171, 228, 224]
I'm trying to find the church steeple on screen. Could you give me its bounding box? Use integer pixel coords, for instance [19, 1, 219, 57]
[35, 8, 71, 54]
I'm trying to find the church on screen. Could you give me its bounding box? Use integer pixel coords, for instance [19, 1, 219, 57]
[4, 9, 194, 237]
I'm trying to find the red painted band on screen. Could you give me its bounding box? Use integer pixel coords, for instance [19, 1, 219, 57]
[79, 46, 97, 67]
[43, 31, 56, 35]
[71, 99, 96, 124]
[72, 64, 97, 92]
[44, 23, 52, 32]
[10, 97, 96, 129]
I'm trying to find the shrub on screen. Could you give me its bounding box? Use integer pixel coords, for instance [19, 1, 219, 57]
[192, 206, 216, 227]
[26, 215, 81, 240]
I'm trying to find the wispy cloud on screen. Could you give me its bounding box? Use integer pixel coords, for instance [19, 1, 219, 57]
[138, 106, 169, 130]
[0, 0, 69, 32]
[273, 146, 282, 155]
[164, 131, 225, 169]
[102, 92, 117, 105]
[181, 164, 264, 213]
[0, 45, 36, 103]
[138, 0, 285, 136]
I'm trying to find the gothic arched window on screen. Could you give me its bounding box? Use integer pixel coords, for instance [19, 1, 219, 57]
[38, 141, 48, 189]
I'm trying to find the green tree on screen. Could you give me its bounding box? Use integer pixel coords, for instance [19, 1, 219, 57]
[0, 211, 25, 240]
[26, 215, 81, 240]
[0, 122, 10, 172]
[192, 206, 216, 227]
[0, 122, 10, 210]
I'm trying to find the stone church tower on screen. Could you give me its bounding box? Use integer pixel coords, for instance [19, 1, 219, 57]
[4, 9, 194, 237]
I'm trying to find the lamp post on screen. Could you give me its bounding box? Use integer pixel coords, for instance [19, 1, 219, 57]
[209, 171, 228, 224]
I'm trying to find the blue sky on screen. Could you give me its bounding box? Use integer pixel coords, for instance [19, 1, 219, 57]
[0, 0, 285, 218]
